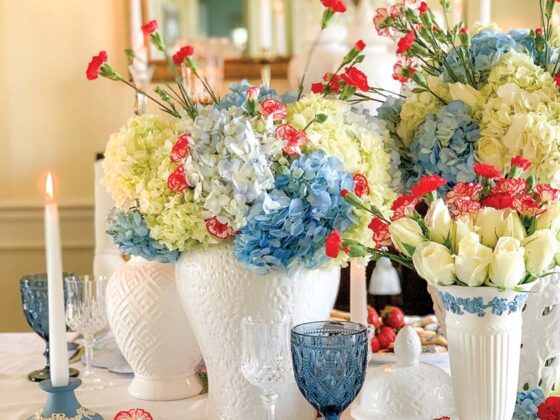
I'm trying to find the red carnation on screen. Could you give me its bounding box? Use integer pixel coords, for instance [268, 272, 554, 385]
[353, 174, 370, 197]
[340, 67, 369, 92]
[555, 74, 560, 87]
[452, 199, 481, 217]
[167, 165, 189, 193]
[86, 51, 108, 80]
[459, 26, 468, 35]
[172, 45, 194, 66]
[473, 163, 502, 179]
[354, 40, 366, 51]
[538, 396, 560, 420]
[447, 182, 483, 205]
[276, 124, 307, 156]
[326, 229, 343, 258]
[510, 156, 532, 171]
[258, 99, 287, 121]
[418, 1, 429, 14]
[391, 194, 419, 220]
[481, 193, 514, 210]
[374, 8, 393, 37]
[491, 178, 527, 195]
[536, 184, 560, 202]
[141, 20, 158, 36]
[114, 408, 154, 420]
[513, 194, 545, 216]
[170, 133, 190, 162]
[536, 27, 545, 37]
[321, 0, 347, 13]
[322, 72, 342, 93]
[411, 175, 446, 197]
[368, 218, 392, 249]
[433, 417, 451, 420]
[311, 82, 324, 94]
[205, 217, 235, 239]
[396, 30, 415, 55]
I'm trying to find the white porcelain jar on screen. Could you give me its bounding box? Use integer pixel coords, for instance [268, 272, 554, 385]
[176, 244, 341, 420]
[106, 256, 202, 401]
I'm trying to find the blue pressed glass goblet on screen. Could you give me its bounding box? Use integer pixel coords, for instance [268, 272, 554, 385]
[20, 273, 79, 382]
[291, 321, 368, 420]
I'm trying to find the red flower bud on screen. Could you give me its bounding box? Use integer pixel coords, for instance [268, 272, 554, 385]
[352, 174, 370, 197]
[510, 155, 532, 171]
[172, 45, 194, 66]
[418, 1, 429, 14]
[325, 229, 343, 258]
[170, 133, 190, 162]
[321, 0, 347, 13]
[141, 20, 158, 36]
[473, 163, 502, 179]
[411, 175, 446, 197]
[354, 40, 366, 51]
[340, 189, 350, 198]
[205, 217, 235, 239]
[167, 165, 189, 192]
[536, 27, 545, 37]
[311, 82, 324, 94]
[86, 51, 108, 80]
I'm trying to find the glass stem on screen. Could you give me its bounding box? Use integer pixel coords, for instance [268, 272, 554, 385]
[44, 339, 50, 368]
[84, 335, 95, 375]
[261, 391, 278, 420]
[323, 413, 341, 420]
[134, 92, 148, 116]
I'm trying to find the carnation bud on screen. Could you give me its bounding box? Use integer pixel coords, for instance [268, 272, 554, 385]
[459, 27, 471, 48]
[348, 244, 367, 258]
[527, 175, 537, 190]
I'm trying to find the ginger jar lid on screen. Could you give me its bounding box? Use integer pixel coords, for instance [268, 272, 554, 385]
[351, 326, 456, 420]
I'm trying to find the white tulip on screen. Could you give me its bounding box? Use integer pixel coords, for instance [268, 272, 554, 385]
[522, 229, 558, 276]
[475, 207, 508, 248]
[455, 233, 493, 287]
[488, 237, 526, 288]
[425, 198, 453, 245]
[453, 214, 476, 252]
[389, 218, 427, 258]
[501, 211, 526, 242]
[412, 241, 455, 286]
[536, 202, 560, 237]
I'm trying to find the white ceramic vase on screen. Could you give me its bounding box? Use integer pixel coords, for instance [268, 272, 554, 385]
[106, 256, 202, 401]
[437, 285, 529, 420]
[519, 271, 560, 395]
[176, 244, 341, 420]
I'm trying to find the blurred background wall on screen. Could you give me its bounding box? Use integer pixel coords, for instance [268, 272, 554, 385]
[0, 0, 544, 331]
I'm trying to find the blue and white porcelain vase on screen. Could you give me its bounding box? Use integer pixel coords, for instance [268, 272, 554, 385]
[437, 285, 531, 420]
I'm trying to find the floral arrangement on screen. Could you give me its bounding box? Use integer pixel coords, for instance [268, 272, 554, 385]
[327, 159, 560, 289]
[514, 388, 560, 420]
[88, 10, 397, 273]
[313, 0, 560, 192]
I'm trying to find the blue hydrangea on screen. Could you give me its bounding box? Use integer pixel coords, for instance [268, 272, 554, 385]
[404, 100, 479, 190]
[217, 80, 296, 110]
[106, 209, 179, 264]
[513, 388, 545, 420]
[376, 96, 404, 135]
[443, 30, 541, 86]
[233, 150, 356, 274]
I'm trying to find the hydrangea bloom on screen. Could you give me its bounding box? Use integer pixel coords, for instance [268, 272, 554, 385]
[406, 100, 480, 189]
[513, 388, 545, 420]
[286, 95, 397, 248]
[217, 81, 296, 110]
[183, 105, 285, 229]
[102, 115, 189, 214]
[476, 52, 560, 185]
[106, 209, 179, 263]
[233, 150, 355, 274]
[444, 30, 539, 87]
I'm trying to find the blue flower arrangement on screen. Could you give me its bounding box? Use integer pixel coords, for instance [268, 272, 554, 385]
[513, 388, 546, 420]
[233, 150, 356, 274]
[106, 209, 179, 264]
[405, 100, 479, 190]
[444, 29, 539, 86]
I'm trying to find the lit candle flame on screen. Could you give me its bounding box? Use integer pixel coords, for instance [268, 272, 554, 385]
[45, 172, 54, 201]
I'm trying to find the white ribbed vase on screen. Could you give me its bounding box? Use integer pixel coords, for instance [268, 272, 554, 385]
[437, 285, 530, 420]
[106, 256, 202, 401]
[176, 245, 341, 420]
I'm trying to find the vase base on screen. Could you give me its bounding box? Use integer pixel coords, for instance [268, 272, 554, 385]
[128, 373, 202, 401]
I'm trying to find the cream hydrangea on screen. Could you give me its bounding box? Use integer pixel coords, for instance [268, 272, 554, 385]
[287, 95, 397, 249]
[103, 115, 189, 214]
[396, 76, 451, 146]
[145, 190, 218, 251]
[103, 114, 215, 250]
[476, 52, 560, 185]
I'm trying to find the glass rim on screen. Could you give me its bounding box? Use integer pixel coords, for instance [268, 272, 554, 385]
[241, 314, 292, 326]
[291, 320, 367, 337]
[64, 275, 108, 283]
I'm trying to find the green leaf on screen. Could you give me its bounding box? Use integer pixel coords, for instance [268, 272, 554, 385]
[315, 113, 328, 123]
[402, 243, 417, 258]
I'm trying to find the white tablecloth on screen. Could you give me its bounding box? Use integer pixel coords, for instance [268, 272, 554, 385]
[0, 333, 450, 420]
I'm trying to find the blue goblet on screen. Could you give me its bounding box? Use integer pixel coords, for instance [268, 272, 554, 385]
[291, 321, 368, 420]
[20, 273, 79, 382]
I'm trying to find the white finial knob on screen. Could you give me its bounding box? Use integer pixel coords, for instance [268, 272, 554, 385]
[395, 326, 421, 367]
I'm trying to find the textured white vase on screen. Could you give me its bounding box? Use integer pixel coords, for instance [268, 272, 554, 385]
[106, 256, 202, 401]
[437, 285, 530, 420]
[519, 272, 560, 395]
[176, 244, 341, 420]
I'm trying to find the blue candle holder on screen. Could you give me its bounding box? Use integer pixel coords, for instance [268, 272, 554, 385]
[29, 378, 102, 420]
